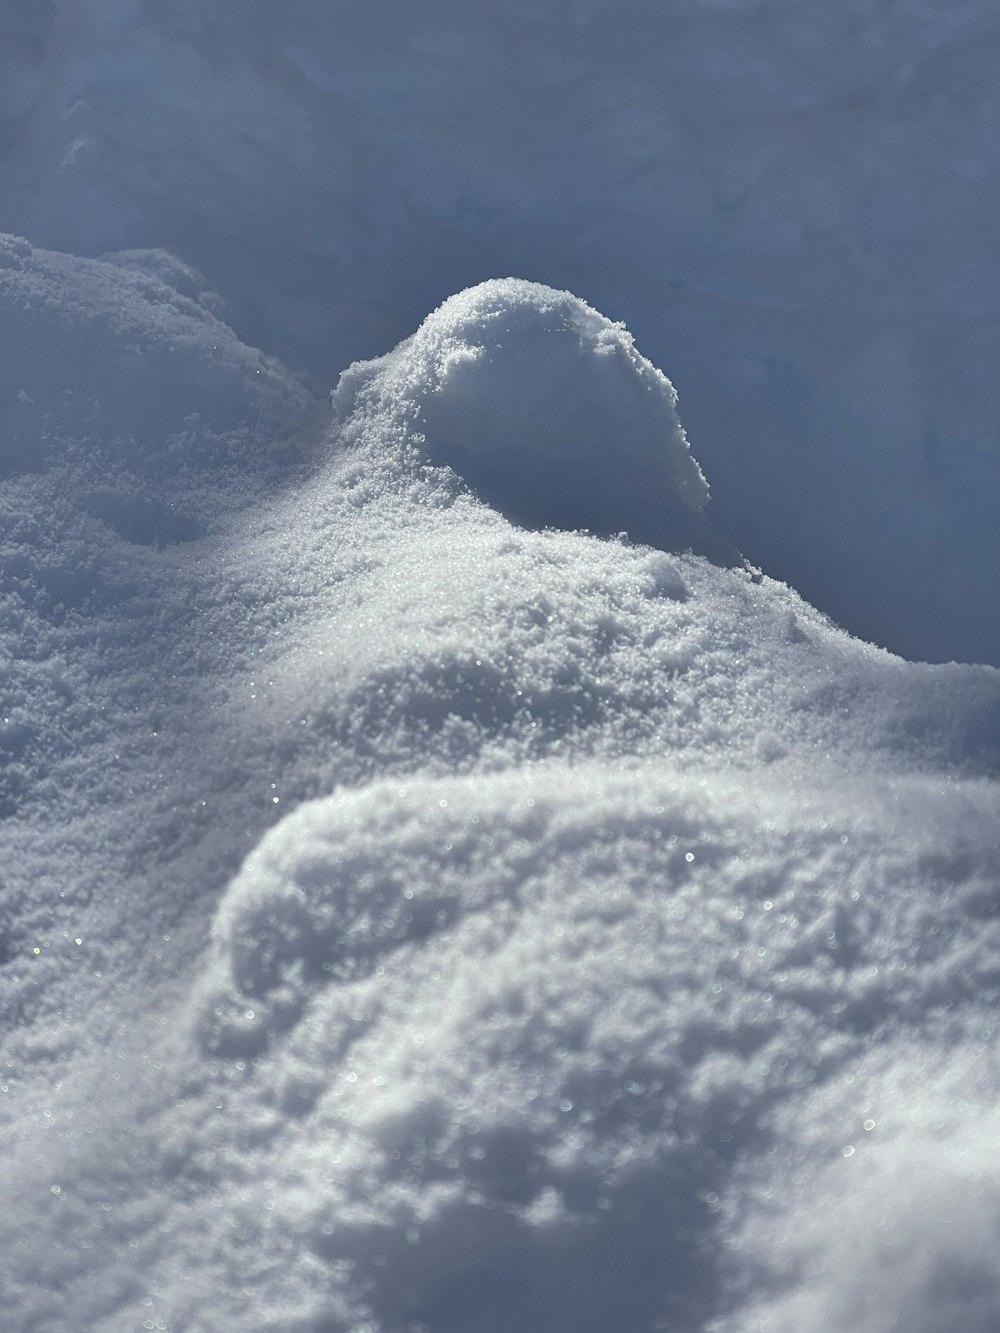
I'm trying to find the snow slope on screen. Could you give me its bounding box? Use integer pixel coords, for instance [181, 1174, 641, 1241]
[1, 261, 999, 1330]
[2, 0, 1000, 662]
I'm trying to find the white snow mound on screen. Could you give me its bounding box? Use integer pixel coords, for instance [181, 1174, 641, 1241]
[334, 279, 714, 549]
[0, 233, 308, 484]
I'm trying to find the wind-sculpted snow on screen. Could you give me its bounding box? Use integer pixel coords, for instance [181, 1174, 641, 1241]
[1, 277, 999, 1332]
[333, 279, 715, 552]
[4, 0, 1000, 660]
[0, 235, 307, 484]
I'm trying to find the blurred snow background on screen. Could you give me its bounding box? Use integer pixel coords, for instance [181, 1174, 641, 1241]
[1, 4, 1000, 1332]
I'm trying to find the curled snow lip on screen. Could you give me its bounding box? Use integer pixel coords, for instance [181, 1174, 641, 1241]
[334, 278, 740, 561]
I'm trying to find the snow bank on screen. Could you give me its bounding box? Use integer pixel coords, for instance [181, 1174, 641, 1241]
[1, 274, 999, 1331]
[333, 279, 714, 551]
[0, 233, 307, 484]
[5, 0, 1000, 659]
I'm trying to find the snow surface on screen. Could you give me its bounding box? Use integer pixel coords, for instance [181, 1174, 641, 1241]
[2, 246, 999, 1330]
[332, 280, 721, 556]
[3, 0, 1000, 662]
[2, 4, 1000, 1331]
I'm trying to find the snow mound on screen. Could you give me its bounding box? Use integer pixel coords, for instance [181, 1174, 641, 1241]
[0, 233, 308, 482]
[724, 1049, 1000, 1333]
[2, 265, 1000, 1331]
[182, 763, 1000, 1332]
[333, 279, 722, 553]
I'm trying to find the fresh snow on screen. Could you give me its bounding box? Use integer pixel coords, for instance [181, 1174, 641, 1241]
[332, 280, 719, 555]
[1, 5, 1000, 1332]
[5, 0, 1000, 663]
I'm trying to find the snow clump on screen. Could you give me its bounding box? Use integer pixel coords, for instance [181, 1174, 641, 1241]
[333, 279, 723, 554]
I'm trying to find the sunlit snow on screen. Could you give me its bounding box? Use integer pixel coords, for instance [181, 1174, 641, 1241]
[1, 5, 1000, 1333]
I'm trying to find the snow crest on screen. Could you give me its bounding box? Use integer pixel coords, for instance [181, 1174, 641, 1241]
[1, 257, 999, 1333]
[189, 764, 1000, 1333]
[333, 279, 718, 552]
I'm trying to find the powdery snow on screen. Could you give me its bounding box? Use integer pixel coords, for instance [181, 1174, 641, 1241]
[1, 266, 998, 1331]
[4, 0, 1000, 661]
[333, 279, 710, 543]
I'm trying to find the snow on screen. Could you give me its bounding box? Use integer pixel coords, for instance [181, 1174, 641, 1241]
[1, 5, 1000, 1330]
[333, 279, 716, 554]
[5, 0, 1000, 663]
[184, 765, 1000, 1333]
[0, 235, 306, 485]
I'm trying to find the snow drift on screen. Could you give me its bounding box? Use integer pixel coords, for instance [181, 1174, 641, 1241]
[183, 765, 1000, 1333]
[2, 269, 999, 1331]
[0, 235, 304, 485]
[332, 279, 719, 554]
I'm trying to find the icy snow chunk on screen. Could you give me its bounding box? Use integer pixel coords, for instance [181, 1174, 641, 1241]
[334, 279, 726, 554]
